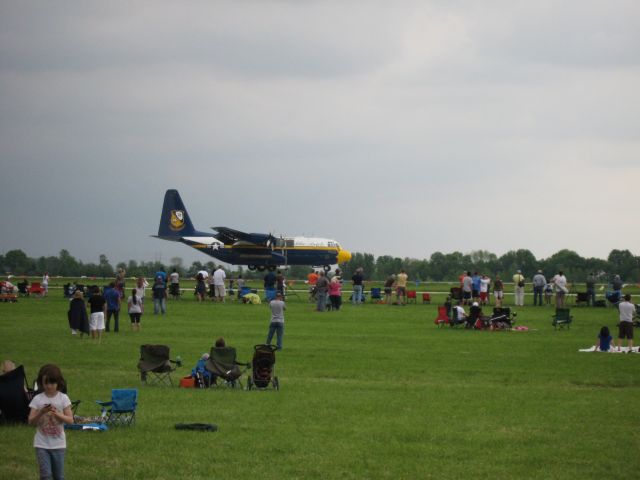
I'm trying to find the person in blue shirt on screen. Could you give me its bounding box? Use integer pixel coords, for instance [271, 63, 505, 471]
[103, 282, 121, 333]
[471, 272, 481, 303]
[155, 269, 167, 285]
[595, 326, 613, 352]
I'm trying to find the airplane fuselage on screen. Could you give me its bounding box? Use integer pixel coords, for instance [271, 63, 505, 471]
[155, 189, 351, 270]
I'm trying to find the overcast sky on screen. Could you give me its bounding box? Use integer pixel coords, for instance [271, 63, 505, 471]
[1, 1, 638, 267]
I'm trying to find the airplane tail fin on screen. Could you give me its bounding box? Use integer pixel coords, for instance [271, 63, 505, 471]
[156, 189, 198, 239]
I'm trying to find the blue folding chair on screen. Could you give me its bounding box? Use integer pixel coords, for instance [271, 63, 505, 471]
[370, 288, 382, 302]
[96, 389, 138, 427]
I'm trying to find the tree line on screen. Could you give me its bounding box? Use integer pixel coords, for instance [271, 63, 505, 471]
[1, 248, 638, 283]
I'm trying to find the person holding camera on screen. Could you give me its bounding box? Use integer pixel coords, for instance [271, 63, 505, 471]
[512, 270, 525, 306]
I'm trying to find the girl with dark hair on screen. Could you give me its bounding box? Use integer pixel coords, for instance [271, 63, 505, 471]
[28, 364, 73, 480]
[595, 326, 613, 352]
[128, 288, 143, 332]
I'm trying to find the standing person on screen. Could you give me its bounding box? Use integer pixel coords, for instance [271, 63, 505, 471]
[307, 269, 318, 286]
[67, 290, 89, 338]
[493, 275, 504, 307]
[512, 270, 525, 306]
[115, 267, 126, 296]
[471, 272, 481, 304]
[351, 268, 364, 305]
[212, 265, 227, 302]
[263, 269, 276, 298]
[135, 277, 149, 300]
[316, 271, 330, 312]
[276, 270, 286, 296]
[479, 275, 491, 306]
[266, 292, 286, 350]
[41, 272, 50, 297]
[384, 274, 395, 305]
[532, 270, 547, 307]
[617, 294, 636, 352]
[396, 269, 408, 305]
[207, 269, 215, 299]
[328, 276, 342, 311]
[586, 272, 597, 306]
[195, 272, 206, 302]
[169, 268, 180, 299]
[236, 274, 246, 300]
[152, 276, 167, 315]
[155, 268, 167, 285]
[127, 288, 143, 332]
[551, 271, 568, 308]
[28, 364, 74, 480]
[461, 272, 473, 306]
[87, 286, 106, 342]
[103, 282, 121, 333]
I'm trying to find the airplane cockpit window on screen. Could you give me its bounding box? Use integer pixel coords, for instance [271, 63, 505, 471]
[286, 239, 295, 247]
[328, 241, 338, 248]
[274, 238, 285, 248]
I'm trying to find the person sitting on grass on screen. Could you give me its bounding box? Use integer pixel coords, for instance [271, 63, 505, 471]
[467, 302, 484, 329]
[595, 326, 613, 352]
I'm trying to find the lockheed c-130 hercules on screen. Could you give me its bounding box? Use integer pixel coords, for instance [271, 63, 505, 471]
[154, 189, 352, 271]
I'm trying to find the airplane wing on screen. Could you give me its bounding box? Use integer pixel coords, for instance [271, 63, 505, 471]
[212, 226, 273, 246]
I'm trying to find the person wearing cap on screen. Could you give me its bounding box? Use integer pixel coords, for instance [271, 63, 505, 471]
[532, 270, 547, 307]
[617, 294, 636, 352]
[266, 292, 285, 350]
[512, 270, 525, 306]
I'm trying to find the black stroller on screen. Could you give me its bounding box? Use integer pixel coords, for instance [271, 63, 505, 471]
[490, 307, 517, 330]
[247, 344, 279, 391]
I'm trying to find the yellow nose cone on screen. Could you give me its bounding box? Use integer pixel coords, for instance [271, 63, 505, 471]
[337, 249, 352, 264]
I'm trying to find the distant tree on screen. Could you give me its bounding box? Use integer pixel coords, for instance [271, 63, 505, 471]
[96, 254, 114, 278]
[4, 249, 34, 275]
[498, 249, 537, 278]
[607, 249, 638, 281]
[540, 249, 585, 280]
[58, 249, 81, 276]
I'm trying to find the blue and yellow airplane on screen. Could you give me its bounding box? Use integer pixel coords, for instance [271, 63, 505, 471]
[155, 189, 351, 271]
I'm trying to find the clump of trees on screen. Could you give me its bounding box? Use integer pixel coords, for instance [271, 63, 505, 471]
[1, 248, 638, 283]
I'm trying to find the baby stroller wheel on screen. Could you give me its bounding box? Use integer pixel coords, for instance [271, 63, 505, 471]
[273, 377, 279, 391]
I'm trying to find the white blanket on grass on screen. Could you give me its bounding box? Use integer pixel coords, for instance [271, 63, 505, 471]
[579, 346, 638, 353]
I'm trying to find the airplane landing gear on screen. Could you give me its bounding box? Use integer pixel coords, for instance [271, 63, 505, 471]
[248, 265, 257, 271]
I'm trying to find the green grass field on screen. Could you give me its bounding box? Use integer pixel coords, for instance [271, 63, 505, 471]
[1, 287, 639, 479]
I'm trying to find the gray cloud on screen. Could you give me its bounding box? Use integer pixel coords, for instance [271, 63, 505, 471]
[1, 1, 638, 266]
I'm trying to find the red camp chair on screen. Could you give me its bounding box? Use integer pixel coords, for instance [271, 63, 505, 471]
[406, 290, 417, 304]
[434, 306, 449, 328]
[422, 293, 431, 304]
[28, 282, 45, 296]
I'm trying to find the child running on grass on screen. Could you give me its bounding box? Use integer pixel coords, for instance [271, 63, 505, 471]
[595, 326, 613, 352]
[28, 364, 74, 480]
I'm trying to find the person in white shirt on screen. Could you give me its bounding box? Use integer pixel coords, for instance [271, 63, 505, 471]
[212, 266, 227, 302]
[617, 294, 637, 352]
[28, 364, 74, 480]
[551, 271, 568, 308]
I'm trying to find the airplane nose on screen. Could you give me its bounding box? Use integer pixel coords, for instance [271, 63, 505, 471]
[337, 249, 352, 264]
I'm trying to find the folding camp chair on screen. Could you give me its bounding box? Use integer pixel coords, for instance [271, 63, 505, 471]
[137, 344, 181, 386]
[0, 365, 30, 424]
[434, 306, 450, 328]
[96, 389, 137, 426]
[574, 292, 589, 307]
[28, 282, 45, 297]
[406, 290, 417, 304]
[205, 346, 250, 389]
[552, 308, 573, 330]
[370, 288, 382, 302]
[422, 293, 431, 304]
